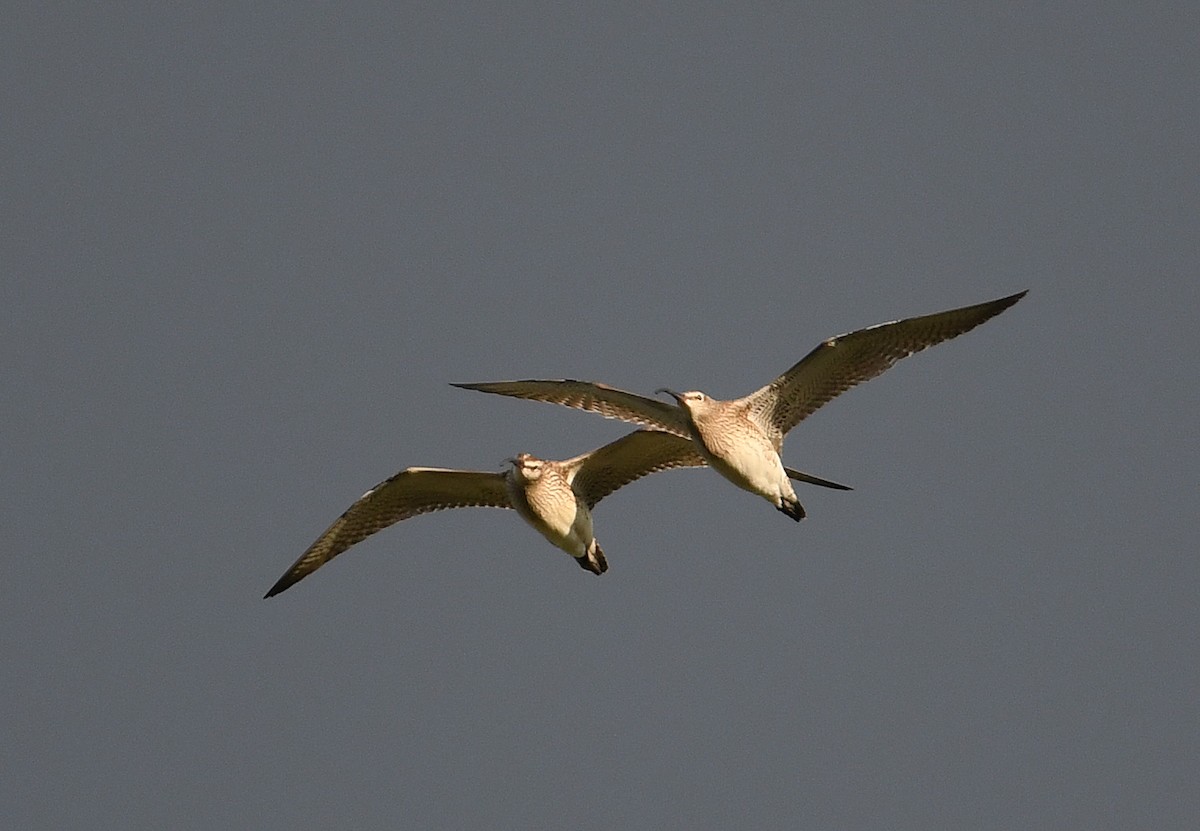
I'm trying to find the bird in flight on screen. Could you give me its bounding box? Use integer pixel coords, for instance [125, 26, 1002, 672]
[454, 291, 1026, 521]
[267, 429, 719, 597]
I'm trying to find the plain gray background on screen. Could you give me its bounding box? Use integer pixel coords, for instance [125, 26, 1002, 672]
[5, 3, 1197, 828]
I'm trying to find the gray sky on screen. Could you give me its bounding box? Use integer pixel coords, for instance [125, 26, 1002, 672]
[4, 3, 1198, 828]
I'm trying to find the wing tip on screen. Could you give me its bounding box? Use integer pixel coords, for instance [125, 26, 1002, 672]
[995, 288, 1029, 309]
[262, 576, 294, 599]
[264, 560, 316, 598]
[966, 289, 1028, 326]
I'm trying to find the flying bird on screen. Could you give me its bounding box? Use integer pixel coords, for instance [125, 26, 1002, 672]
[267, 430, 717, 597]
[454, 291, 1026, 521]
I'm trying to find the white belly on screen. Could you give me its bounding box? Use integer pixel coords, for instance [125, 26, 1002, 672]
[691, 424, 793, 506]
[509, 478, 592, 557]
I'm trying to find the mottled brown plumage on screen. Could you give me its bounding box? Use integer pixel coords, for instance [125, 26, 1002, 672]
[264, 429, 707, 597]
[454, 291, 1026, 519]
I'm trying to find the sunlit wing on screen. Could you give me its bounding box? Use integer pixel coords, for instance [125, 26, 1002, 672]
[564, 430, 707, 508]
[452, 379, 690, 436]
[265, 467, 510, 597]
[744, 291, 1027, 440]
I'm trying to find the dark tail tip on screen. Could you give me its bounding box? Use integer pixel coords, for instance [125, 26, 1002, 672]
[778, 500, 806, 522]
[576, 544, 608, 575]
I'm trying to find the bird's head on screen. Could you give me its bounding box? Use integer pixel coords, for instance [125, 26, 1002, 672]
[656, 388, 709, 412]
[506, 453, 545, 482]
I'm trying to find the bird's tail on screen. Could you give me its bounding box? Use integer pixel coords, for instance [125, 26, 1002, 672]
[778, 497, 806, 522]
[576, 541, 608, 574]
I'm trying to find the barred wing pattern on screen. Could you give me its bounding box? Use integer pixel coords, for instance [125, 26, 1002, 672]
[454, 381, 854, 492]
[451, 380, 689, 436]
[264, 468, 511, 597]
[745, 291, 1027, 442]
[565, 430, 707, 508]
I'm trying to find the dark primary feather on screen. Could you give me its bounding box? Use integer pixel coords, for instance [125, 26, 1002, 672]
[783, 467, 853, 491]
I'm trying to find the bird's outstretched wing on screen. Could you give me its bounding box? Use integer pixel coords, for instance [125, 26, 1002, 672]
[744, 291, 1027, 441]
[452, 379, 690, 436]
[265, 468, 510, 597]
[453, 379, 851, 490]
[783, 467, 853, 491]
[564, 430, 707, 508]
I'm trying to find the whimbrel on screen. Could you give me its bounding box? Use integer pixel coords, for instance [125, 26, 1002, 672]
[265, 430, 715, 597]
[454, 291, 1026, 521]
